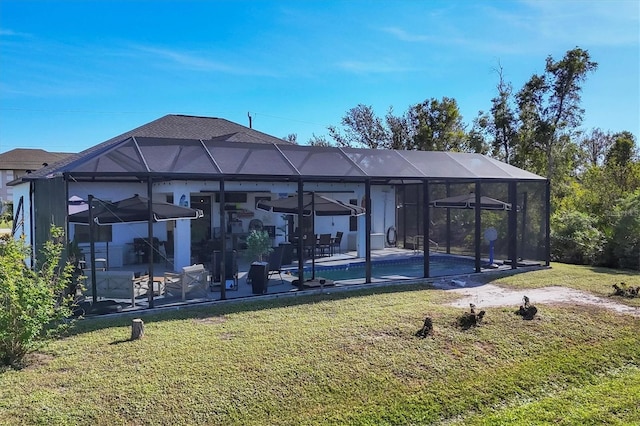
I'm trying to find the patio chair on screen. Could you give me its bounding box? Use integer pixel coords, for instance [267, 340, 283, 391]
[302, 232, 316, 257]
[317, 233, 332, 257]
[330, 231, 344, 255]
[164, 264, 209, 301]
[267, 245, 284, 283]
[211, 250, 239, 291]
[84, 270, 148, 307]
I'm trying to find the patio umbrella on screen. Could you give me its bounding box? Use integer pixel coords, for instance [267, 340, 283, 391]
[69, 194, 203, 225]
[69, 194, 202, 306]
[256, 193, 365, 216]
[257, 192, 365, 281]
[68, 195, 88, 215]
[429, 193, 512, 210]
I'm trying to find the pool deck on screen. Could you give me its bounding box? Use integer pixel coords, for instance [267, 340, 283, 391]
[80, 247, 533, 315]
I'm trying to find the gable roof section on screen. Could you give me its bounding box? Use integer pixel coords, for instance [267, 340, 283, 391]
[28, 135, 545, 182]
[0, 148, 72, 171]
[21, 114, 291, 180]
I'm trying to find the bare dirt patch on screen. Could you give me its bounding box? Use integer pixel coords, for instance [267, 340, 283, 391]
[433, 280, 640, 318]
[193, 316, 227, 325]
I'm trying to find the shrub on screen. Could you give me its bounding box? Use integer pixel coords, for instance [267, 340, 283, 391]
[0, 226, 75, 368]
[550, 210, 605, 264]
[608, 191, 640, 270]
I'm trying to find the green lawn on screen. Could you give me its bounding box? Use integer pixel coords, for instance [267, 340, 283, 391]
[1, 263, 639, 425]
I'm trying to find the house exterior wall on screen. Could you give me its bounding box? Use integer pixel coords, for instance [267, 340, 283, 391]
[0, 169, 15, 202]
[67, 180, 396, 271]
[11, 181, 32, 266]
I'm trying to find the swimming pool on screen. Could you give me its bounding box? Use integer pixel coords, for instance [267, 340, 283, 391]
[296, 255, 477, 282]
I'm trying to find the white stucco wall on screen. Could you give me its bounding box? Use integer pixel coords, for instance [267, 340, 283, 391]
[64, 180, 397, 271]
[10, 182, 32, 266]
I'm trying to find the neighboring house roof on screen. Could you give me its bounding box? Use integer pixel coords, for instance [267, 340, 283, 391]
[0, 148, 72, 171]
[19, 114, 292, 180]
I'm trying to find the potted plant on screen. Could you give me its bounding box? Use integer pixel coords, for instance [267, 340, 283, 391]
[245, 229, 273, 262]
[245, 230, 273, 294]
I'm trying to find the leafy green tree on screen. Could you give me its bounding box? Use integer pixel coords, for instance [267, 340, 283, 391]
[0, 226, 75, 368]
[328, 104, 389, 148]
[516, 48, 598, 179]
[407, 97, 468, 152]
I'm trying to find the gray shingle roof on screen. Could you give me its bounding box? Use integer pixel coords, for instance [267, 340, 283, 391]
[0, 149, 72, 171]
[20, 114, 291, 180]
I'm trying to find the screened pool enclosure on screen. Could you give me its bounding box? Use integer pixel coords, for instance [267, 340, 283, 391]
[13, 115, 549, 311]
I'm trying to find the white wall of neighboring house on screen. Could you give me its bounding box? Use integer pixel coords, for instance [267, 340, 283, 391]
[11, 181, 32, 266]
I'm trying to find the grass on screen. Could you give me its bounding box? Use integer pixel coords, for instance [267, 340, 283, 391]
[1, 263, 639, 425]
[487, 262, 640, 307]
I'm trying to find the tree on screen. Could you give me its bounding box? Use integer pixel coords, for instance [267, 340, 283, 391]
[307, 133, 333, 147]
[579, 128, 613, 168]
[609, 190, 640, 270]
[603, 131, 640, 193]
[407, 97, 467, 151]
[516, 47, 598, 179]
[385, 107, 411, 150]
[0, 226, 75, 368]
[328, 104, 389, 148]
[282, 133, 298, 144]
[489, 65, 518, 162]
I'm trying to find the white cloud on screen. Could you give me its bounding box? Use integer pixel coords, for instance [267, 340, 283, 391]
[0, 28, 31, 37]
[381, 27, 433, 43]
[336, 59, 416, 74]
[128, 44, 277, 76]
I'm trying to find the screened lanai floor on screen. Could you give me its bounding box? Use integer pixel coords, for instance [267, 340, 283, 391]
[78, 247, 530, 315]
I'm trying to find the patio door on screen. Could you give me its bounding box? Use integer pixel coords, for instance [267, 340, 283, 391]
[190, 195, 212, 263]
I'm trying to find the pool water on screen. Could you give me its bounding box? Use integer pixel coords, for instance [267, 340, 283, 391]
[297, 255, 476, 282]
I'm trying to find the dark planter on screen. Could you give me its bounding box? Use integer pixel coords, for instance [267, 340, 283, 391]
[279, 242, 294, 265]
[248, 261, 269, 294]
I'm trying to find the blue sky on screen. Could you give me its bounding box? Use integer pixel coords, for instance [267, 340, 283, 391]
[1, 0, 638, 154]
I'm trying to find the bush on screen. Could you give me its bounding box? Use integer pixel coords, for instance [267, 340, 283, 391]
[0, 226, 75, 368]
[608, 191, 640, 270]
[550, 210, 605, 264]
